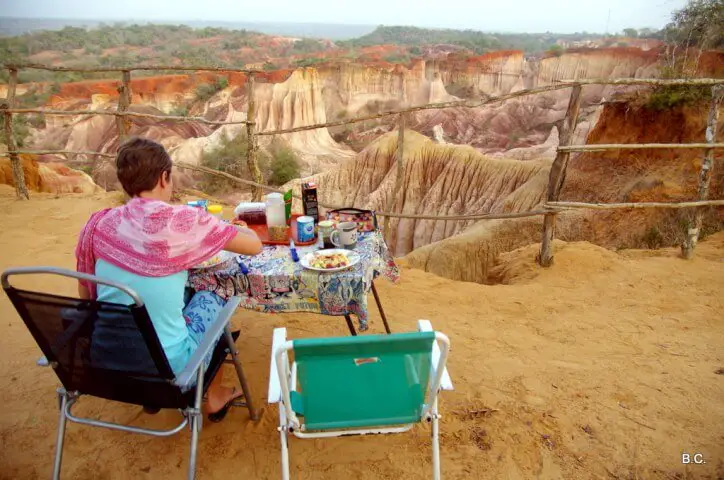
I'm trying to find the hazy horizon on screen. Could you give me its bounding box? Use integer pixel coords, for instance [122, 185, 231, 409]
[0, 0, 687, 34]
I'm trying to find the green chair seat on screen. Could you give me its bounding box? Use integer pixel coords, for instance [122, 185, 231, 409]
[291, 332, 435, 430]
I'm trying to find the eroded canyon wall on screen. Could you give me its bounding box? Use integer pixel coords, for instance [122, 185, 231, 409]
[286, 130, 550, 254]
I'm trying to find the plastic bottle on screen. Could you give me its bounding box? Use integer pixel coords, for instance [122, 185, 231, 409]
[208, 204, 223, 220]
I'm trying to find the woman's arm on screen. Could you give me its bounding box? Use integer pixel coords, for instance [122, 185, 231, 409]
[78, 282, 91, 299]
[223, 227, 263, 256]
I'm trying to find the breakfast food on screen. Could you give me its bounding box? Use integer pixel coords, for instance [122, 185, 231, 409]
[195, 255, 222, 268]
[310, 252, 350, 269]
[269, 225, 290, 242]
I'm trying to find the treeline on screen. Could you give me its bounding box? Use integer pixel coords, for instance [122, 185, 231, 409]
[1, 23, 259, 55]
[338, 25, 612, 54]
[0, 23, 331, 84]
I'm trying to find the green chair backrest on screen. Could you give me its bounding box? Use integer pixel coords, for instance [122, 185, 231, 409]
[291, 332, 435, 430]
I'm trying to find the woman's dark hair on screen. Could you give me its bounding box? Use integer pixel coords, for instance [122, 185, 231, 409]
[116, 137, 173, 197]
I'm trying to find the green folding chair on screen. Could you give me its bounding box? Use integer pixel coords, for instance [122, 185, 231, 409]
[268, 320, 452, 479]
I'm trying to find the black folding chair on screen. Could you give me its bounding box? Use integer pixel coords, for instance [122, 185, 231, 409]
[1, 266, 259, 480]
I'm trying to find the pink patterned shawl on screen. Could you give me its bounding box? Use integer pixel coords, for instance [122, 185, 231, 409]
[76, 197, 237, 298]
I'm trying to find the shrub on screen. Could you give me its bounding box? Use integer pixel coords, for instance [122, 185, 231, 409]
[200, 132, 270, 194]
[194, 77, 229, 102]
[268, 146, 301, 186]
[201, 132, 250, 193]
[641, 226, 665, 249]
[645, 84, 711, 111]
[169, 103, 189, 117]
[546, 44, 564, 57]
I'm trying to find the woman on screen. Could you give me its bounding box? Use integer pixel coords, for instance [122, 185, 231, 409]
[75, 137, 262, 421]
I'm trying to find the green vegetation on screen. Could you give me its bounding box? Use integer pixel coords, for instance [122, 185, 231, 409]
[266, 143, 301, 186]
[659, 0, 723, 50]
[339, 25, 603, 54]
[545, 44, 564, 57]
[200, 132, 301, 193]
[641, 226, 665, 249]
[292, 57, 326, 67]
[0, 114, 32, 147]
[200, 131, 262, 194]
[0, 23, 262, 83]
[645, 82, 711, 111]
[194, 77, 229, 102]
[645, 0, 721, 111]
[382, 53, 411, 64]
[290, 38, 326, 54]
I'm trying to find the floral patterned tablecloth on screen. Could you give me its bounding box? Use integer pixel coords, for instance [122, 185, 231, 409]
[187, 231, 399, 331]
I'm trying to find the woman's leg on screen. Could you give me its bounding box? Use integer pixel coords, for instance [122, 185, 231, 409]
[183, 291, 243, 414]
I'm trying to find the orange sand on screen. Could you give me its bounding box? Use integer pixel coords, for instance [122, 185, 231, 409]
[0, 188, 722, 479]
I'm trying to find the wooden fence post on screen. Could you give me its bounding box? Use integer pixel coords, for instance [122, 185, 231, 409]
[539, 84, 583, 266]
[384, 112, 406, 244]
[3, 67, 29, 199]
[245, 73, 264, 201]
[681, 85, 723, 259]
[117, 70, 131, 140]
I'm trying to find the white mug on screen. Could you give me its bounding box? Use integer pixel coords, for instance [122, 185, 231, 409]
[330, 221, 358, 249]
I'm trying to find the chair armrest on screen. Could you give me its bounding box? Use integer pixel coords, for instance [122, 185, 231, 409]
[417, 319, 453, 391]
[267, 328, 288, 404]
[172, 296, 242, 389]
[37, 355, 49, 367]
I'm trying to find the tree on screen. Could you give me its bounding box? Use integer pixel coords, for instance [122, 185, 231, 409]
[645, 0, 721, 110]
[546, 44, 564, 57]
[201, 131, 268, 194]
[663, 0, 724, 50]
[267, 145, 301, 186]
[622, 28, 639, 38]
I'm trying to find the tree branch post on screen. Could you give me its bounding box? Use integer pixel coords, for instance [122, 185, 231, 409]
[384, 112, 406, 245]
[3, 68, 29, 199]
[116, 70, 131, 140]
[681, 85, 723, 259]
[539, 84, 583, 266]
[245, 73, 264, 201]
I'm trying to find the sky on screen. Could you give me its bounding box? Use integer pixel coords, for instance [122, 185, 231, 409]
[0, 0, 688, 33]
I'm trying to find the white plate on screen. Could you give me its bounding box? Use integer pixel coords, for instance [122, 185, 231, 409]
[300, 249, 360, 272]
[190, 250, 240, 269]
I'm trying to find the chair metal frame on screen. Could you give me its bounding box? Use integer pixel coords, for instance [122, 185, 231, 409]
[267, 319, 453, 480]
[2, 266, 258, 480]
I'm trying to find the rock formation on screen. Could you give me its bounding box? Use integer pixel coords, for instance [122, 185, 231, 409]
[404, 100, 724, 283]
[286, 130, 550, 254]
[0, 155, 101, 194]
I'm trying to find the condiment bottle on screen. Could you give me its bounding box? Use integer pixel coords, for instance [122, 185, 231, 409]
[208, 204, 223, 220]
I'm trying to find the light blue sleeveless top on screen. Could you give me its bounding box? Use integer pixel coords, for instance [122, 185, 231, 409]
[95, 259, 193, 374]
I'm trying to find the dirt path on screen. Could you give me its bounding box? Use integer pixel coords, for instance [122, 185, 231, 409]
[0, 188, 722, 479]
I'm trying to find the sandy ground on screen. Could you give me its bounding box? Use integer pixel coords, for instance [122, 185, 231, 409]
[0, 188, 722, 479]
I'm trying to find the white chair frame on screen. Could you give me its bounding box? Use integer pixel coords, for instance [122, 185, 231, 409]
[267, 320, 453, 480]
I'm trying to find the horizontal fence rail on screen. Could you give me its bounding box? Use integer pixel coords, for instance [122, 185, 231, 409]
[1, 62, 723, 263]
[3, 63, 261, 73]
[2, 108, 251, 126]
[559, 143, 724, 152]
[547, 200, 724, 210]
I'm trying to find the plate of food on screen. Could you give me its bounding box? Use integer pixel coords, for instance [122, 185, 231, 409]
[300, 249, 360, 272]
[191, 250, 240, 270]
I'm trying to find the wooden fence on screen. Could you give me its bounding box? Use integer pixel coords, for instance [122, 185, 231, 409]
[1, 63, 723, 264]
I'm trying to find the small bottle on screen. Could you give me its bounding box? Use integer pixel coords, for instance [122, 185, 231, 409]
[208, 204, 223, 220]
